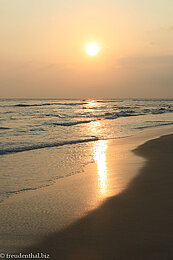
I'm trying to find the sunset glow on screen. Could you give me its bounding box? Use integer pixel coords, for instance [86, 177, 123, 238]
[1, 1, 173, 98]
[86, 43, 100, 56]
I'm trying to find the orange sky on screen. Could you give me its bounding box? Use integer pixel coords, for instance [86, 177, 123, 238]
[0, 0, 173, 98]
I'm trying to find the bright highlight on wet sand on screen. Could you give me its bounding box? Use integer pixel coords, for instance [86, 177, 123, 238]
[86, 43, 100, 56]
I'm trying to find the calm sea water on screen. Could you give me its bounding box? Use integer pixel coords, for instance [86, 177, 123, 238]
[0, 98, 173, 202]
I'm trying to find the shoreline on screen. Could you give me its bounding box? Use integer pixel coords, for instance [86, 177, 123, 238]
[25, 131, 173, 259]
[1, 124, 173, 204]
[0, 125, 173, 255]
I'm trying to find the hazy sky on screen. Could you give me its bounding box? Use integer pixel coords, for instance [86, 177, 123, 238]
[0, 0, 173, 98]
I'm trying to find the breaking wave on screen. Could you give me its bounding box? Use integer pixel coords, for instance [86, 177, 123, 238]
[0, 137, 99, 155]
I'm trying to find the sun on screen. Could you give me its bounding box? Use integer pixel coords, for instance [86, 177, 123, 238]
[86, 43, 100, 56]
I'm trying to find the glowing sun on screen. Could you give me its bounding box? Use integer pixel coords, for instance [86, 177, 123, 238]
[86, 43, 100, 56]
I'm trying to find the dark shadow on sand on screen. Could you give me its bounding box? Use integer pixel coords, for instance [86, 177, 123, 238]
[24, 134, 173, 260]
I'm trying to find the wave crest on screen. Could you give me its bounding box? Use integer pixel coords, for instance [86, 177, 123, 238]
[0, 137, 99, 155]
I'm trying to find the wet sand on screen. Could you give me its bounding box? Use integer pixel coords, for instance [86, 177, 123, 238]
[25, 133, 173, 259]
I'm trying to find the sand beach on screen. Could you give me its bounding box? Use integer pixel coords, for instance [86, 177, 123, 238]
[24, 128, 173, 259]
[0, 126, 172, 259]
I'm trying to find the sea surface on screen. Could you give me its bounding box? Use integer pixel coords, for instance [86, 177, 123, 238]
[0, 98, 173, 202]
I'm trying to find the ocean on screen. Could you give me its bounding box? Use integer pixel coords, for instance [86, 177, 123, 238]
[0, 98, 173, 203]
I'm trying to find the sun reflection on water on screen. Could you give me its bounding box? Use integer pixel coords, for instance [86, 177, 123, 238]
[86, 100, 98, 108]
[94, 140, 108, 194]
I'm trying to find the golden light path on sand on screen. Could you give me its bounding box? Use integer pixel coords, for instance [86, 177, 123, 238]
[94, 140, 108, 194]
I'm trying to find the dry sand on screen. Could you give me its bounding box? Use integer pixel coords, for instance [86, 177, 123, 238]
[25, 133, 173, 260]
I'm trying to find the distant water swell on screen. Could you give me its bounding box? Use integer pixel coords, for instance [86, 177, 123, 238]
[46, 111, 173, 127]
[50, 120, 94, 126]
[0, 100, 172, 113]
[0, 127, 11, 130]
[6, 102, 88, 107]
[0, 137, 99, 155]
[13, 106, 173, 116]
